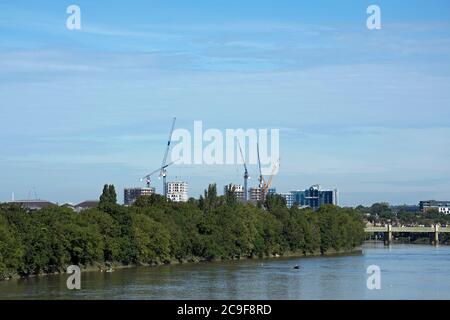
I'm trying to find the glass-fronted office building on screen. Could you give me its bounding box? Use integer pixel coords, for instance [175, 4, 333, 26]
[282, 185, 338, 210]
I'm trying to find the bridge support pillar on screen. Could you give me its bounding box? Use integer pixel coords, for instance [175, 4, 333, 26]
[431, 225, 439, 246]
[384, 224, 392, 246]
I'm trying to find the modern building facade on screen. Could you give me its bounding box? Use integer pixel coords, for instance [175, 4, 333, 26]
[249, 186, 276, 202]
[285, 185, 338, 210]
[280, 193, 294, 208]
[224, 184, 245, 200]
[124, 187, 155, 205]
[419, 200, 450, 214]
[249, 187, 264, 202]
[249, 187, 260, 202]
[166, 181, 188, 202]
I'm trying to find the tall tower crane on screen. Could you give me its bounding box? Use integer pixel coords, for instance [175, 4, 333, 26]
[256, 142, 280, 200]
[140, 117, 177, 197]
[261, 159, 280, 196]
[160, 117, 177, 197]
[238, 141, 249, 201]
[256, 142, 265, 189]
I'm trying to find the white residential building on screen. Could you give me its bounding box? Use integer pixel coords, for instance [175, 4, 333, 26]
[280, 193, 294, 208]
[166, 181, 188, 202]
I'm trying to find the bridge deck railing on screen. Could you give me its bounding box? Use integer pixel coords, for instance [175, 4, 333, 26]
[365, 226, 450, 233]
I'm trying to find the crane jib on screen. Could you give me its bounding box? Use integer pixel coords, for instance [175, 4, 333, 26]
[141, 117, 177, 194]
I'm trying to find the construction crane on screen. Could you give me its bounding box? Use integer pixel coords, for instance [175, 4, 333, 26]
[261, 159, 280, 196]
[256, 142, 265, 189]
[140, 161, 175, 188]
[140, 117, 177, 196]
[238, 141, 249, 201]
[160, 117, 177, 197]
[256, 142, 280, 200]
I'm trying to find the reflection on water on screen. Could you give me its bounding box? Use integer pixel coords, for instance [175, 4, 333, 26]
[1, 243, 450, 300]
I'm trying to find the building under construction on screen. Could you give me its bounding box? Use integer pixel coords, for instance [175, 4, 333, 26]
[124, 187, 155, 205]
[249, 187, 277, 202]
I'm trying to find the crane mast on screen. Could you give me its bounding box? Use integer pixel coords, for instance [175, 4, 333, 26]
[262, 159, 280, 196]
[238, 141, 249, 201]
[140, 117, 177, 197]
[256, 142, 265, 189]
[160, 117, 177, 197]
[257, 141, 280, 201]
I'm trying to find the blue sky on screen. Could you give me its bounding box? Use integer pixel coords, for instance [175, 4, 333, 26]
[1, 0, 450, 206]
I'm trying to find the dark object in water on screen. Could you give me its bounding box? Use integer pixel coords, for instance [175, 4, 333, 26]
[293, 265, 300, 269]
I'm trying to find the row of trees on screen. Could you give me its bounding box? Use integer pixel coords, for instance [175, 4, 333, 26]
[0, 184, 365, 280]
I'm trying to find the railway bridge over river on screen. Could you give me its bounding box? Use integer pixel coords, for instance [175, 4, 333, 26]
[364, 225, 450, 245]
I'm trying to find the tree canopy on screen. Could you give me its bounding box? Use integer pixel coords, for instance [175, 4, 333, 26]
[0, 184, 365, 280]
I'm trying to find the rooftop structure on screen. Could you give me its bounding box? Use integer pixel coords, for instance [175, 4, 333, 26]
[7, 199, 54, 210]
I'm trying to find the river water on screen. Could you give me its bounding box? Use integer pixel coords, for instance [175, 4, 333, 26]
[1, 243, 450, 300]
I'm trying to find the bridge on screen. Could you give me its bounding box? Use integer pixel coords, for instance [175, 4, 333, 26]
[364, 225, 450, 245]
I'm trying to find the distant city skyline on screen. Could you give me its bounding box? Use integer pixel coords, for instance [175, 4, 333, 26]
[1, 1, 450, 206]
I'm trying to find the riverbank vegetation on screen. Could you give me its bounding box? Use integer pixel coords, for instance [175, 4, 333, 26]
[0, 184, 364, 280]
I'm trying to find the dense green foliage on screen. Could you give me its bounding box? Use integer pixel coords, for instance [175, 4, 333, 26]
[99, 184, 118, 212]
[0, 185, 364, 280]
